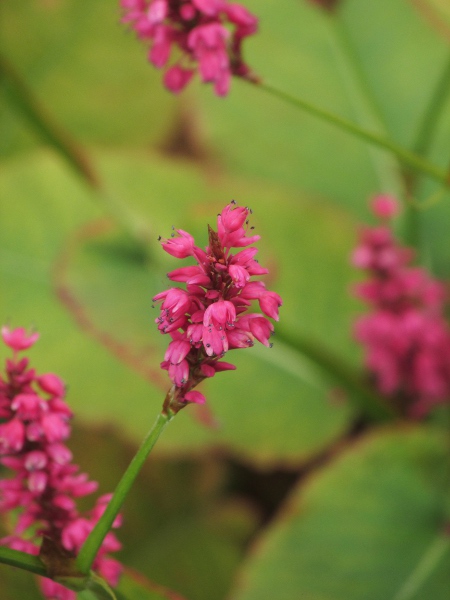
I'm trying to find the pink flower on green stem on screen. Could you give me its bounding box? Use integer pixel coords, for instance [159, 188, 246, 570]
[120, 0, 258, 95]
[352, 196, 450, 417]
[0, 328, 122, 600]
[153, 201, 282, 412]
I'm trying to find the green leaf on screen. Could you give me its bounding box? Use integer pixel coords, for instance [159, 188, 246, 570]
[230, 426, 450, 600]
[0, 0, 178, 157]
[113, 568, 189, 600]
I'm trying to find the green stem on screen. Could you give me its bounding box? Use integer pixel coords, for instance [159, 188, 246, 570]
[404, 53, 450, 250]
[0, 546, 47, 577]
[276, 328, 394, 421]
[251, 79, 450, 188]
[413, 54, 450, 159]
[326, 16, 405, 198]
[392, 534, 450, 600]
[76, 411, 173, 575]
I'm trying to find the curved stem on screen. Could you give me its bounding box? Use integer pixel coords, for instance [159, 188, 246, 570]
[250, 79, 449, 188]
[404, 53, 450, 251]
[325, 16, 405, 198]
[392, 534, 450, 600]
[412, 54, 450, 159]
[0, 546, 47, 577]
[76, 410, 173, 575]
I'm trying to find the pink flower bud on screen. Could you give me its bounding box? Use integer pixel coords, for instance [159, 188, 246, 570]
[1, 326, 39, 351]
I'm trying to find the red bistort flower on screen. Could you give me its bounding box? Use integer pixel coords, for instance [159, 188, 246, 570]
[153, 201, 282, 411]
[352, 196, 450, 417]
[120, 0, 258, 95]
[0, 328, 122, 600]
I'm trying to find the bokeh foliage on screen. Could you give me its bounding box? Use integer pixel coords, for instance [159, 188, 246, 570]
[1, 0, 450, 599]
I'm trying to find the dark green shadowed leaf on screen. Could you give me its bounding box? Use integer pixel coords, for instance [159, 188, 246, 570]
[229, 426, 450, 600]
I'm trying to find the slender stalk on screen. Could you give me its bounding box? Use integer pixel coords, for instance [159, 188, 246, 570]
[250, 79, 450, 188]
[413, 54, 450, 159]
[325, 16, 405, 198]
[404, 54, 450, 250]
[76, 411, 173, 575]
[0, 546, 47, 577]
[392, 535, 450, 600]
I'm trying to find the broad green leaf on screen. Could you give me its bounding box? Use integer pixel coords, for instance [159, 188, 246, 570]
[230, 426, 450, 600]
[338, 0, 449, 150]
[0, 0, 178, 156]
[1, 150, 357, 465]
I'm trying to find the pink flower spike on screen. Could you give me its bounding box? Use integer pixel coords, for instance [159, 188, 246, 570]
[40, 579, 76, 600]
[153, 200, 282, 412]
[229, 264, 250, 288]
[0, 419, 25, 452]
[1, 326, 39, 351]
[259, 291, 283, 321]
[38, 373, 65, 397]
[219, 203, 249, 233]
[161, 229, 196, 258]
[121, 0, 258, 96]
[248, 316, 274, 347]
[165, 340, 191, 364]
[184, 390, 206, 404]
[164, 65, 195, 93]
[192, 0, 225, 16]
[371, 194, 399, 220]
[225, 4, 258, 33]
[168, 360, 190, 386]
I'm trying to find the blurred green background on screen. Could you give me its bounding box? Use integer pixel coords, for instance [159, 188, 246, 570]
[1, 1, 450, 599]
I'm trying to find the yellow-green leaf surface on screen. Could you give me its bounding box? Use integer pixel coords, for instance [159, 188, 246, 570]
[230, 426, 450, 600]
[0, 0, 178, 156]
[79, 569, 189, 600]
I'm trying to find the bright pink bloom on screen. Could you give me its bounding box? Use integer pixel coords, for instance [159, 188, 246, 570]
[163, 65, 195, 92]
[0, 331, 122, 598]
[352, 200, 450, 417]
[120, 0, 258, 96]
[153, 201, 282, 410]
[1, 326, 39, 351]
[371, 194, 399, 219]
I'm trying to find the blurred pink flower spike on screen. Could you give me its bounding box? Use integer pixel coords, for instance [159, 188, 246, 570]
[370, 194, 399, 220]
[153, 200, 282, 413]
[352, 197, 450, 418]
[120, 0, 258, 96]
[0, 331, 122, 600]
[1, 326, 39, 352]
